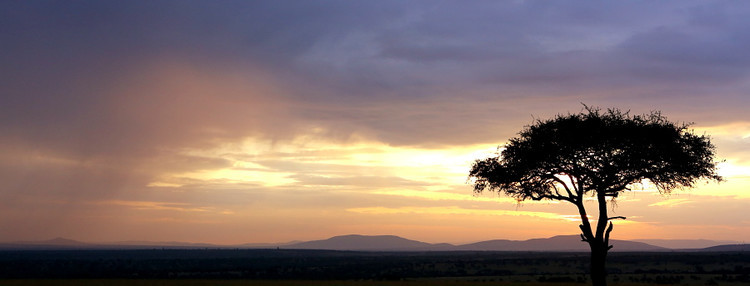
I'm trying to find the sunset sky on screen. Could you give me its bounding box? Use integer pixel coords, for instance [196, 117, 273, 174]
[2, 1, 749, 245]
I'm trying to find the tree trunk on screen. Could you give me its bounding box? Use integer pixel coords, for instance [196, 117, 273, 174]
[578, 192, 612, 286]
[589, 242, 608, 286]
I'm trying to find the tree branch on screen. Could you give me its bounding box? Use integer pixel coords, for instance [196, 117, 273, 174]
[577, 202, 594, 244]
[579, 224, 590, 242]
[604, 221, 614, 251]
[568, 174, 579, 193]
[551, 183, 564, 199]
[575, 176, 585, 199]
[548, 194, 575, 203]
[551, 176, 576, 199]
[595, 192, 609, 240]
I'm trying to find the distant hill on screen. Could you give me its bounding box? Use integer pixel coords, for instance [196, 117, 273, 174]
[698, 244, 750, 252]
[35, 237, 89, 246]
[0, 235, 741, 252]
[238, 241, 302, 248]
[456, 235, 667, 252]
[0, 237, 92, 249]
[111, 240, 218, 248]
[284, 234, 667, 252]
[632, 239, 740, 249]
[0, 238, 221, 250]
[288, 234, 442, 251]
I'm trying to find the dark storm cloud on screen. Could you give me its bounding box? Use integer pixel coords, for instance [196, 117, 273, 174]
[366, 1, 750, 88]
[614, 10, 750, 84]
[3, 0, 749, 163]
[0, 0, 408, 154]
[5, 1, 750, 150]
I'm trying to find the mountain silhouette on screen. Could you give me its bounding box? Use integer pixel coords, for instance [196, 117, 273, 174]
[698, 244, 750, 252]
[285, 234, 668, 252]
[38, 237, 89, 246]
[288, 234, 441, 251]
[0, 237, 92, 249]
[456, 235, 666, 251]
[1, 235, 740, 251]
[632, 239, 740, 249]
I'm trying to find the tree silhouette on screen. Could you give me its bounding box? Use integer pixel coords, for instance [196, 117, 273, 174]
[469, 107, 722, 286]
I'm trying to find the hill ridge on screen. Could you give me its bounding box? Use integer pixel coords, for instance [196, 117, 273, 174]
[284, 234, 668, 252]
[1, 234, 745, 251]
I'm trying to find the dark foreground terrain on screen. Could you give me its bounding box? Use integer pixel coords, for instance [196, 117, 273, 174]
[0, 249, 748, 285]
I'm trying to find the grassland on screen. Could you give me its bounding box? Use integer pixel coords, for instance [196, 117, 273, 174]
[2, 278, 750, 286]
[0, 249, 747, 285]
[0, 279, 584, 286]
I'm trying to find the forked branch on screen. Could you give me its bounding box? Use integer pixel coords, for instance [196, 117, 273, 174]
[604, 221, 614, 250]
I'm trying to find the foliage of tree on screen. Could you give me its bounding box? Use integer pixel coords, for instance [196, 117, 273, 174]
[469, 107, 722, 286]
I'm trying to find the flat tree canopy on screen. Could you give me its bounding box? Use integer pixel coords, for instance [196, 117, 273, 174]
[469, 107, 722, 286]
[471, 108, 721, 201]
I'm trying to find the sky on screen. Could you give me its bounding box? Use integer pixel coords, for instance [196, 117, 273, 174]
[1, 0, 749, 245]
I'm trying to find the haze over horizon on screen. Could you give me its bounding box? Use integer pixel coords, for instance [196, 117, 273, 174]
[2, 1, 749, 245]
[6, 233, 741, 251]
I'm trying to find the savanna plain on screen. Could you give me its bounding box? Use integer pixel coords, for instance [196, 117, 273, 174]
[1, 249, 748, 286]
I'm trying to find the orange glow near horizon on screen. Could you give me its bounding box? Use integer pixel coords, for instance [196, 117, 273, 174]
[1, 120, 747, 245]
[106, 124, 749, 245]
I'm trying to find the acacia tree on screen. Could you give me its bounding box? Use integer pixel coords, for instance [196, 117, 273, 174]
[469, 107, 721, 286]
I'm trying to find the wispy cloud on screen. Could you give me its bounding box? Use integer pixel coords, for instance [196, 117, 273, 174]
[96, 200, 216, 213]
[648, 198, 692, 208]
[347, 206, 577, 222]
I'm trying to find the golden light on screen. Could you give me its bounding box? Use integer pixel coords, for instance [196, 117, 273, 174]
[148, 131, 501, 195]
